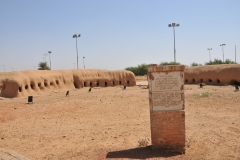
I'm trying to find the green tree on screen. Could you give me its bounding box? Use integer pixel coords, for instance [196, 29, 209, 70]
[224, 59, 236, 64]
[125, 63, 150, 76]
[205, 59, 237, 65]
[38, 62, 50, 70]
[190, 62, 203, 66]
[159, 61, 181, 66]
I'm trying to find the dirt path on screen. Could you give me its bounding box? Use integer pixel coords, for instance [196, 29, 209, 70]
[0, 85, 239, 159]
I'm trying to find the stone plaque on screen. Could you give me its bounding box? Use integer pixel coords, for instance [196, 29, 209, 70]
[148, 65, 184, 111]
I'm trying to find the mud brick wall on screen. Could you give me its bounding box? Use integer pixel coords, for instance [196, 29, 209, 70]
[148, 64, 185, 153]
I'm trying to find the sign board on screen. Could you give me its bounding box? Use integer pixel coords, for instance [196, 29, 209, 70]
[148, 65, 185, 111]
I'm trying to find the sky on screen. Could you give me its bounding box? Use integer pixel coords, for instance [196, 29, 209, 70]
[0, 0, 240, 72]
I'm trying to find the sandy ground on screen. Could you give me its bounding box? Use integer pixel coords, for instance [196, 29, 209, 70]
[0, 83, 240, 160]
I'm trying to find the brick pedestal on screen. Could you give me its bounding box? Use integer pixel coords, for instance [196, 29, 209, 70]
[148, 65, 185, 154]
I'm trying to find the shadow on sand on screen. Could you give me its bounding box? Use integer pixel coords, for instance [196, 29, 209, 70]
[106, 146, 183, 159]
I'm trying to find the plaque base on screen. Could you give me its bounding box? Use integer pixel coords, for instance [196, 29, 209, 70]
[150, 111, 185, 154]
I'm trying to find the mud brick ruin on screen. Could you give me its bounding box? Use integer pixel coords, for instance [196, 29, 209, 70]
[0, 69, 136, 98]
[148, 64, 185, 153]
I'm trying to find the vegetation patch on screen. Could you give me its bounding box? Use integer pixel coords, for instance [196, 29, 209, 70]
[196, 92, 210, 98]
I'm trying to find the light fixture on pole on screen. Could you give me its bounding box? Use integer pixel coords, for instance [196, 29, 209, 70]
[48, 51, 52, 70]
[207, 48, 212, 61]
[220, 44, 226, 62]
[73, 34, 81, 69]
[83, 56, 85, 69]
[168, 23, 180, 63]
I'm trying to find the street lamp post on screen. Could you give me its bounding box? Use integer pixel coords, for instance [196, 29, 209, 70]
[73, 63, 75, 69]
[168, 23, 180, 63]
[48, 51, 52, 70]
[220, 44, 226, 62]
[43, 53, 47, 63]
[83, 56, 85, 69]
[235, 45, 236, 63]
[207, 48, 212, 61]
[73, 34, 81, 69]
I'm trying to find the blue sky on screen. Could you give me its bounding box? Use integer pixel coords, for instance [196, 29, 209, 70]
[0, 0, 240, 72]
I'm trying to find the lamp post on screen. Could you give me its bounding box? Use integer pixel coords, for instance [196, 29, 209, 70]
[73, 34, 81, 69]
[73, 63, 75, 69]
[48, 51, 52, 70]
[235, 45, 236, 63]
[83, 56, 85, 69]
[43, 53, 47, 63]
[207, 48, 212, 61]
[220, 44, 226, 62]
[168, 23, 180, 63]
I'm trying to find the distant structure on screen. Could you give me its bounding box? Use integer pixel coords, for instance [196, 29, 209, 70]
[185, 64, 240, 86]
[0, 69, 136, 98]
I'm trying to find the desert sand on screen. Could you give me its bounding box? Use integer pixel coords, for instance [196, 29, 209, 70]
[0, 78, 239, 159]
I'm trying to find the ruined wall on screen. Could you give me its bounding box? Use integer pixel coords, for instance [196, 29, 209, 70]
[185, 64, 240, 85]
[0, 69, 136, 98]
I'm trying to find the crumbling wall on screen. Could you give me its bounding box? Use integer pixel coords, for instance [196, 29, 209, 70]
[0, 69, 136, 98]
[185, 64, 240, 85]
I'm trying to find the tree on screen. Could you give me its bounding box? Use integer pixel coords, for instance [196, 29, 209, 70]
[190, 62, 203, 66]
[205, 59, 237, 65]
[224, 59, 236, 64]
[125, 63, 150, 76]
[38, 62, 50, 70]
[159, 61, 181, 66]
